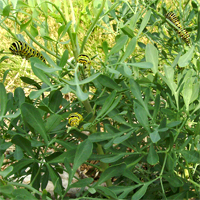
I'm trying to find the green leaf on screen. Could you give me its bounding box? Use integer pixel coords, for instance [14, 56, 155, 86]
[113, 130, 133, 144]
[131, 183, 150, 200]
[130, 79, 151, 118]
[46, 163, 63, 195]
[95, 163, 126, 186]
[137, 10, 151, 36]
[20, 77, 41, 89]
[180, 150, 200, 163]
[109, 35, 128, 55]
[14, 87, 25, 107]
[31, 63, 51, 86]
[6, 159, 34, 177]
[121, 26, 135, 38]
[96, 186, 118, 199]
[13, 145, 24, 160]
[70, 139, 93, 184]
[145, 43, 158, 74]
[96, 90, 116, 118]
[2, 5, 10, 16]
[0, 166, 13, 177]
[45, 114, 62, 132]
[12, 135, 35, 158]
[163, 173, 184, 187]
[100, 154, 125, 163]
[182, 78, 193, 113]
[29, 88, 50, 99]
[97, 75, 121, 90]
[3, 69, 10, 83]
[147, 144, 159, 165]
[21, 103, 48, 144]
[0, 185, 14, 195]
[20, 19, 31, 32]
[134, 102, 150, 133]
[76, 84, 89, 101]
[178, 46, 195, 67]
[70, 178, 93, 188]
[150, 130, 161, 143]
[59, 49, 68, 68]
[12, 188, 38, 200]
[128, 62, 153, 68]
[73, 139, 93, 171]
[48, 150, 76, 164]
[88, 131, 121, 142]
[49, 90, 62, 112]
[120, 37, 137, 62]
[0, 83, 7, 120]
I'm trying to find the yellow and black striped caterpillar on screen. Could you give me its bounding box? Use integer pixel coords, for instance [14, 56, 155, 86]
[9, 41, 46, 62]
[165, 12, 190, 45]
[77, 54, 91, 65]
[68, 112, 83, 127]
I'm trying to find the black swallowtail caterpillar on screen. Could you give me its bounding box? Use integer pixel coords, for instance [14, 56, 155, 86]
[68, 112, 83, 127]
[77, 54, 91, 65]
[9, 41, 46, 62]
[165, 12, 190, 45]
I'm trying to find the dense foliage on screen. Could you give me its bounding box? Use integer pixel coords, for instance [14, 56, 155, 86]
[0, 0, 200, 199]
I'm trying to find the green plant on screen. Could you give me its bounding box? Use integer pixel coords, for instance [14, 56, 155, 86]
[0, 0, 200, 199]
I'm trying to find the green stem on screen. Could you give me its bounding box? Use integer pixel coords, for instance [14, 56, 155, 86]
[80, 0, 106, 53]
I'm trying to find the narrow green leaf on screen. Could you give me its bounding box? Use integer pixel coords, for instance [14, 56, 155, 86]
[131, 183, 149, 200]
[12, 135, 35, 158]
[178, 46, 195, 67]
[120, 37, 137, 62]
[3, 69, 10, 83]
[130, 79, 151, 118]
[147, 144, 159, 165]
[113, 130, 133, 144]
[134, 102, 150, 133]
[109, 35, 128, 55]
[6, 159, 34, 177]
[20, 77, 41, 89]
[100, 154, 124, 163]
[73, 139, 93, 173]
[59, 49, 68, 68]
[31, 63, 51, 86]
[153, 94, 160, 120]
[21, 103, 48, 144]
[70, 178, 93, 188]
[137, 10, 151, 36]
[96, 186, 118, 199]
[182, 78, 193, 113]
[69, 140, 93, 184]
[96, 90, 116, 118]
[97, 75, 121, 90]
[128, 62, 153, 68]
[49, 90, 62, 112]
[95, 163, 126, 186]
[46, 163, 63, 195]
[29, 88, 49, 99]
[0, 83, 7, 120]
[145, 43, 158, 74]
[121, 26, 135, 38]
[76, 84, 89, 101]
[14, 87, 25, 107]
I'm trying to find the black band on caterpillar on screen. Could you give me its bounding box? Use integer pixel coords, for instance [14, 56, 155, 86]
[9, 41, 46, 62]
[165, 12, 190, 45]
